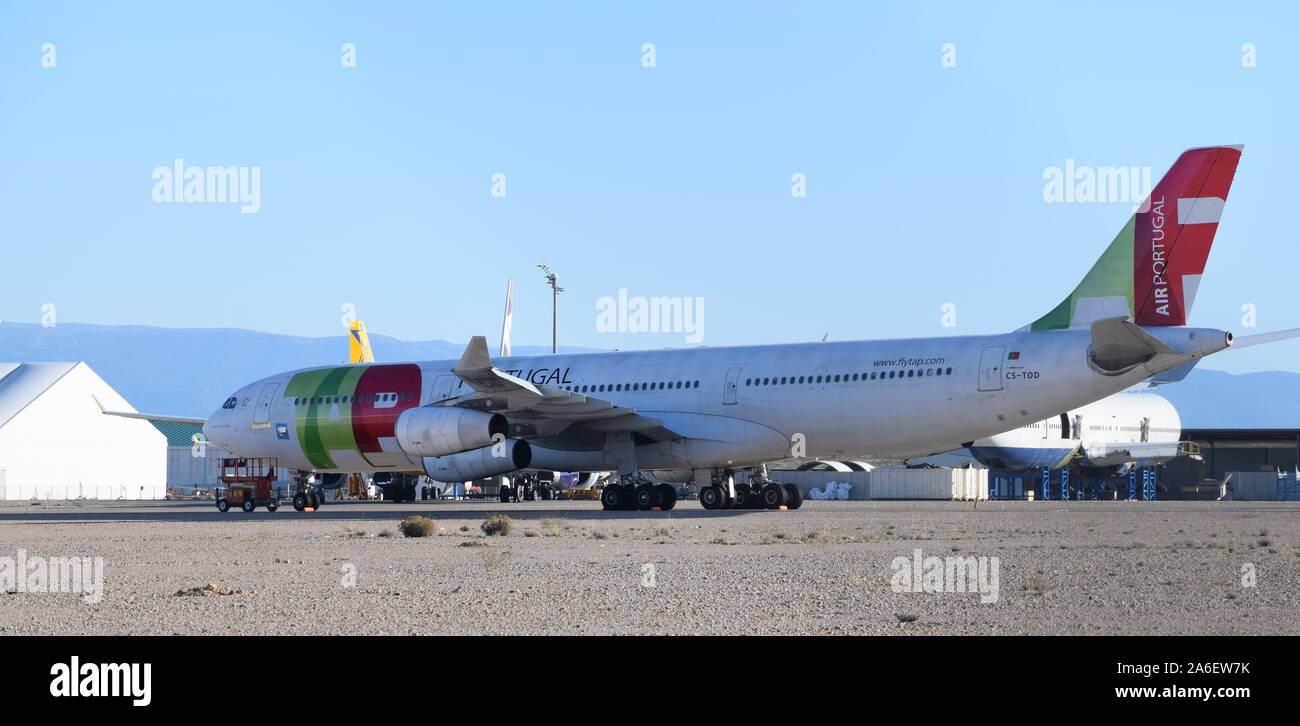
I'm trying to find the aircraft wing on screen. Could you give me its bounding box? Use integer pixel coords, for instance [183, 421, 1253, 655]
[438, 336, 682, 441]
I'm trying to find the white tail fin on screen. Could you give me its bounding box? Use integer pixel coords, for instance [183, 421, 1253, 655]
[500, 279, 514, 356]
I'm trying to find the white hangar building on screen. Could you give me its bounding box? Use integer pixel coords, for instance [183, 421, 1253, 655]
[0, 362, 166, 500]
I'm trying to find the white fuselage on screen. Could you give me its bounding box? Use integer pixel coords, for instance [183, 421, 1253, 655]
[202, 326, 1226, 476]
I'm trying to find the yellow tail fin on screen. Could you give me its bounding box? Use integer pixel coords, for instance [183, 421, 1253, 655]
[348, 320, 375, 363]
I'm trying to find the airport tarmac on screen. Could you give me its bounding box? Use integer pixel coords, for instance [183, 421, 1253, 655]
[1, 499, 1297, 635]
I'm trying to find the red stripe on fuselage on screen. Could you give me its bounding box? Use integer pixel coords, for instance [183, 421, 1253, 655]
[351, 364, 423, 453]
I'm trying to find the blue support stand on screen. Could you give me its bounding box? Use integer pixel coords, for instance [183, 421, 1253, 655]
[1276, 474, 1300, 501]
[1142, 468, 1156, 501]
[1060, 468, 1069, 501]
[1127, 469, 1137, 501]
[1040, 467, 1051, 501]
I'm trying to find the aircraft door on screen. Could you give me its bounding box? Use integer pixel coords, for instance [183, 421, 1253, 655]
[722, 366, 741, 405]
[977, 347, 1006, 392]
[253, 382, 280, 425]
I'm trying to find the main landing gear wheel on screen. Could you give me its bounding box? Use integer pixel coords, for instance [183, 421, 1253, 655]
[292, 493, 307, 511]
[732, 483, 752, 509]
[782, 483, 803, 510]
[635, 483, 659, 510]
[760, 482, 788, 509]
[700, 485, 723, 510]
[217, 498, 230, 513]
[657, 484, 677, 511]
[601, 484, 627, 511]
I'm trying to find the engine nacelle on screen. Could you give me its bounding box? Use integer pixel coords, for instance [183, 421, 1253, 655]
[394, 406, 508, 458]
[422, 439, 532, 481]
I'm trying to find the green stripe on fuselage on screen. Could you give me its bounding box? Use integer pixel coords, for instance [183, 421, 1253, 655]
[285, 366, 368, 469]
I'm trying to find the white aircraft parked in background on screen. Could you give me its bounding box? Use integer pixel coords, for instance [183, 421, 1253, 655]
[197, 146, 1300, 512]
[966, 389, 1183, 474]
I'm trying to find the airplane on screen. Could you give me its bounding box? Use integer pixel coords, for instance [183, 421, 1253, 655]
[196, 145, 1299, 512]
[965, 389, 1184, 474]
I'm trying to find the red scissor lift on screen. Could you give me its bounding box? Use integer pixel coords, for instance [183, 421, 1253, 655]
[215, 457, 283, 513]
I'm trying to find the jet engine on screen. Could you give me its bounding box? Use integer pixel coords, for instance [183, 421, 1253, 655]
[394, 406, 508, 458]
[422, 439, 532, 481]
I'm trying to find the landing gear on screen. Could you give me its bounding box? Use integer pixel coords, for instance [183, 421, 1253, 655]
[634, 483, 658, 510]
[759, 482, 787, 509]
[290, 472, 324, 512]
[732, 483, 753, 509]
[782, 483, 803, 510]
[601, 483, 629, 510]
[700, 484, 724, 510]
[657, 483, 677, 511]
[697, 466, 798, 511]
[501, 473, 549, 503]
[600, 475, 680, 511]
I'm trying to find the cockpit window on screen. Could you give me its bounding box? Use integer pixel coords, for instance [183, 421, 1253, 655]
[222, 396, 238, 409]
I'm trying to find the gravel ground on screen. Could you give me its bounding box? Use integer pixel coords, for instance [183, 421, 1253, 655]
[1, 498, 1297, 635]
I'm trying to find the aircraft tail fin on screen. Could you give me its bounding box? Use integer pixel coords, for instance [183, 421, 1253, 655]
[1028, 145, 1243, 331]
[500, 279, 514, 357]
[349, 320, 375, 363]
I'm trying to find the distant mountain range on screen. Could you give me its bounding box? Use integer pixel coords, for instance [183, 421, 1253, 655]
[1, 321, 1297, 428]
[1156, 369, 1300, 429]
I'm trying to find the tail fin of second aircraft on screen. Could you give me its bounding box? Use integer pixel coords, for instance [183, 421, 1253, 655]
[349, 320, 375, 363]
[1027, 145, 1243, 332]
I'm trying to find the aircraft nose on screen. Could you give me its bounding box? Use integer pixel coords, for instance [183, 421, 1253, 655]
[202, 406, 231, 448]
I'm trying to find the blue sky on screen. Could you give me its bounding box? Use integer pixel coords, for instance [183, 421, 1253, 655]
[2, 1, 1298, 373]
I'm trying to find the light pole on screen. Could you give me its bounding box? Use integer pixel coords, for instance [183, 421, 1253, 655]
[537, 264, 564, 354]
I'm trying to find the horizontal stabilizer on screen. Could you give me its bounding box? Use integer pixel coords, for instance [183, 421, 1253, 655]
[1089, 317, 1176, 373]
[1147, 360, 1198, 385]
